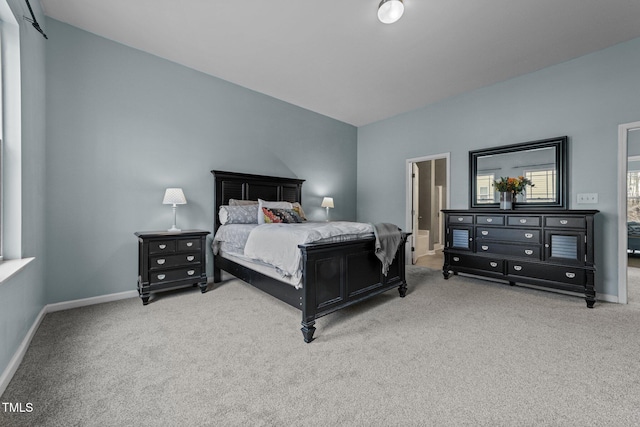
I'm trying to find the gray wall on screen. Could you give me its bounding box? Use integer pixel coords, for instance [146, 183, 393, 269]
[357, 36, 640, 298]
[44, 19, 357, 303]
[0, 0, 47, 381]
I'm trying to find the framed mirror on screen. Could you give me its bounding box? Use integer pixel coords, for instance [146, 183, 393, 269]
[469, 136, 568, 209]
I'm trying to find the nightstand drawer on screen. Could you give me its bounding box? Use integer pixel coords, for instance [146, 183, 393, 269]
[149, 240, 176, 254]
[177, 238, 201, 251]
[150, 253, 201, 269]
[150, 266, 202, 284]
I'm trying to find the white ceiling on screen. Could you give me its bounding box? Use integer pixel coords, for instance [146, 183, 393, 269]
[40, 0, 640, 127]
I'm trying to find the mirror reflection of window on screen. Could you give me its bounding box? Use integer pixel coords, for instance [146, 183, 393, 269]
[476, 174, 494, 203]
[524, 169, 557, 202]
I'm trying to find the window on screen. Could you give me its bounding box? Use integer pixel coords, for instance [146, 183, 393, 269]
[524, 169, 556, 203]
[476, 174, 495, 203]
[628, 167, 640, 223]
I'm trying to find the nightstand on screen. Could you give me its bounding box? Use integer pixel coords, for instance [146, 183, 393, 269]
[135, 230, 210, 305]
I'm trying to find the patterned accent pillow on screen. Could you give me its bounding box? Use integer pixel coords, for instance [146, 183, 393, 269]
[258, 199, 294, 224]
[219, 205, 259, 224]
[292, 202, 307, 221]
[228, 199, 259, 206]
[262, 207, 304, 224]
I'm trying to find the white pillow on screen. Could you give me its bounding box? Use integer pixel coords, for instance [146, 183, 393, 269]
[258, 199, 293, 224]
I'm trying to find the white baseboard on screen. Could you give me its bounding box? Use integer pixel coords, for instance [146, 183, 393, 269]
[0, 290, 138, 396]
[46, 290, 138, 313]
[0, 306, 47, 397]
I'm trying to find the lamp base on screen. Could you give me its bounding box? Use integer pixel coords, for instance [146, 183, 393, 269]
[167, 226, 181, 232]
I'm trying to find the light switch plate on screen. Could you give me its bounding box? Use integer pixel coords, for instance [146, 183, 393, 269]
[577, 193, 598, 204]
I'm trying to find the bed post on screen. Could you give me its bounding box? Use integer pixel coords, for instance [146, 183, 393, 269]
[397, 232, 410, 297]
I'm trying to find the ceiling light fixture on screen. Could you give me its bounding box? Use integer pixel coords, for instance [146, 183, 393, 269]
[377, 0, 405, 24]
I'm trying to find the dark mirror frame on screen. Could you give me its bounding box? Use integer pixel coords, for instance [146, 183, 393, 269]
[469, 136, 568, 210]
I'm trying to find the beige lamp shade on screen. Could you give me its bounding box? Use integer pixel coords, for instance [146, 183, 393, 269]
[321, 197, 334, 208]
[163, 188, 187, 205]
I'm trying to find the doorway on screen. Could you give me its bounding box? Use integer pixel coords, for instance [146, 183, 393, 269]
[619, 121, 640, 305]
[405, 153, 450, 268]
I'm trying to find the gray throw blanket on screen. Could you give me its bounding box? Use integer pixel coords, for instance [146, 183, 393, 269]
[372, 223, 402, 276]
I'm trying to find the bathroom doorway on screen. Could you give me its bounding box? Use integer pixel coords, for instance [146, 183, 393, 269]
[405, 153, 450, 268]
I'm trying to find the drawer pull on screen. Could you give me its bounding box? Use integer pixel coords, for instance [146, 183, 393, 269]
[453, 257, 460, 262]
[560, 220, 568, 225]
[525, 233, 533, 239]
[565, 272, 576, 279]
[481, 245, 489, 251]
[157, 274, 166, 280]
[490, 262, 498, 267]
[524, 250, 533, 255]
[156, 259, 166, 265]
[513, 265, 522, 271]
[187, 242, 194, 247]
[519, 219, 527, 224]
[186, 255, 195, 262]
[481, 231, 489, 236]
[187, 270, 195, 276]
[457, 217, 464, 222]
[486, 218, 493, 223]
[159, 244, 166, 250]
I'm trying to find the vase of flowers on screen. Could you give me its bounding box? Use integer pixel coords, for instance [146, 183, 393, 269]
[493, 176, 534, 210]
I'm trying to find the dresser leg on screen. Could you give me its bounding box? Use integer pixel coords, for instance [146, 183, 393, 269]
[141, 295, 150, 305]
[585, 271, 596, 308]
[199, 282, 208, 293]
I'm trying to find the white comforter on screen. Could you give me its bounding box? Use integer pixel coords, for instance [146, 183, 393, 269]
[243, 221, 373, 283]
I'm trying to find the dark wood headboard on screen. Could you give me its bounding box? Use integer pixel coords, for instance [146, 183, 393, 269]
[211, 170, 305, 230]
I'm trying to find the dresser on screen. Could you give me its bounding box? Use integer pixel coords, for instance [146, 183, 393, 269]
[442, 209, 598, 307]
[135, 230, 210, 305]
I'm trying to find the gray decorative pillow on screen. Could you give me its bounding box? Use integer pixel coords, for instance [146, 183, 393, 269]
[229, 199, 258, 206]
[219, 205, 259, 224]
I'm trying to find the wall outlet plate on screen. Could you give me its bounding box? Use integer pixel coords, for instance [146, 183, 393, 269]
[577, 193, 598, 204]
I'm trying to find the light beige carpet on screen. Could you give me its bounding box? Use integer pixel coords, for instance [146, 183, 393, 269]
[2, 266, 640, 426]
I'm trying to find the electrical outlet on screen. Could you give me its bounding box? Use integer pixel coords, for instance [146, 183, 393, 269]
[577, 193, 598, 204]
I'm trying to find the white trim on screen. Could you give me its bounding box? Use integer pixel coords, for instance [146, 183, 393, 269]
[618, 121, 640, 305]
[0, 290, 138, 395]
[405, 153, 451, 263]
[47, 290, 138, 313]
[0, 257, 34, 284]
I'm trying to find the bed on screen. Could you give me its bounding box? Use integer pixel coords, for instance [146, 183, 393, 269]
[207, 170, 410, 342]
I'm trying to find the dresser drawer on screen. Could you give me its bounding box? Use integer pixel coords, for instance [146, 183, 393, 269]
[177, 238, 202, 252]
[507, 216, 541, 227]
[507, 261, 585, 285]
[477, 242, 541, 260]
[449, 215, 473, 224]
[148, 240, 176, 254]
[545, 216, 586, 229]
[150, 253, 201, 269]
[476, 215, 505, 225]
[150, 266, 203, 284]
[476, 227, 541, 243]
[450, 254, 504, 273]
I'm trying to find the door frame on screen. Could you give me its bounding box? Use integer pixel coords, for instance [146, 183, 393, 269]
[405, 153, 451, 263]
[617, 120, 640, 304]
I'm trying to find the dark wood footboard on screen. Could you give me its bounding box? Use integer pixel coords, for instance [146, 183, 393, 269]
[212, 233, 409, 342]
[298, 233, 409, 342]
